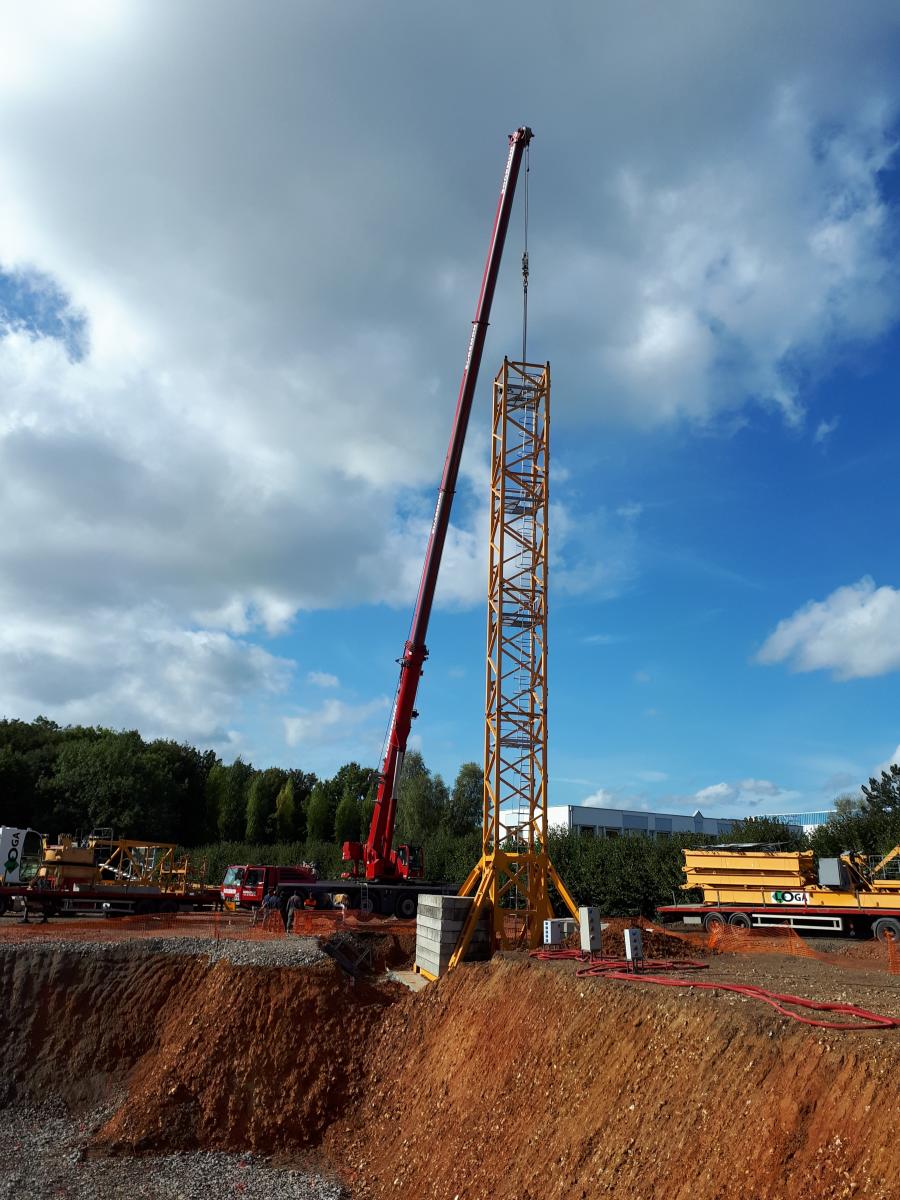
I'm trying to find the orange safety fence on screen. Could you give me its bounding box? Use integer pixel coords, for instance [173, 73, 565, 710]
[702, 921, 900, 975]
[0, 908, 417, 947]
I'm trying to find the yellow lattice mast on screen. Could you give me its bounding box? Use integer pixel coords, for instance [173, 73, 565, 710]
[449, 359, 579, 968]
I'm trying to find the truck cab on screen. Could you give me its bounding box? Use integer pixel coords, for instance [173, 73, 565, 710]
[0, 828, 44, 886]
[221, 863, 318, 911]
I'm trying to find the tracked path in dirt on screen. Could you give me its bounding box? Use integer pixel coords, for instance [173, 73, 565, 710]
[1, 938, 897, 1199]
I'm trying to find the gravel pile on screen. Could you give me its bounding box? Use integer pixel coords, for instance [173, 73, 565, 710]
[0, 1104, 350, 1199]
[0, 935, 327, 968]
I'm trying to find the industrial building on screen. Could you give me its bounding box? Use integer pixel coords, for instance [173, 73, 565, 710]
[559, 805, 816, 839]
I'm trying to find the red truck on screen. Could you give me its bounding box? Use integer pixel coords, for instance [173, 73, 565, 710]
[221, 863, 318, 911]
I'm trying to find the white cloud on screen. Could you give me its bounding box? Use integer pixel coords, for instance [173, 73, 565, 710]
[695, 782, 735, 804]
[693, 778, 798, 811]
[307, 671, 339, 689]
[0, 603, 292, 746]
[283, 696, 389, 748]
[814, 416, 839, 444]
[0, 4, 899, 743]
[757, 577, 900, 679]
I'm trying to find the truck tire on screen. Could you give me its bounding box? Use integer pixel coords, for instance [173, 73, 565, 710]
[729, 912, 752, 929]
[394, 892, 417, 921]
[359, 894, 375, 915]
[873, 917, 900, 944]
[0, 895, 9, 916]
[159, 898, 179, 914]
[703, 911, 726, 932]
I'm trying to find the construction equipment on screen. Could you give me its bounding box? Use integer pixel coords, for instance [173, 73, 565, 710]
[658, 843, 900, 941]
[221, 861, 318, 911]
[445, 359, 579, 971]
[0, 828, 217, 916]
[342, 126, 533, 885]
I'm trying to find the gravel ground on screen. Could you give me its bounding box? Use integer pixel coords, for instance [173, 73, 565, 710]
[0, 935, 327, 968]
[0, 1104, 350, 1199]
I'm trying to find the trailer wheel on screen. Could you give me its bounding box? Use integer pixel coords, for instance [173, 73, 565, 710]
[394, 892, 417, 921]
[728, 912, 752, 929]
[702, 911, 726, 932]
[873, 917, 900, 944]
[159, 899, 179, 914]
[0, 896, 9, 917]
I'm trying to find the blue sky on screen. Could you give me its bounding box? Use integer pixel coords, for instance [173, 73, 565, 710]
[2, 2, 900, 822]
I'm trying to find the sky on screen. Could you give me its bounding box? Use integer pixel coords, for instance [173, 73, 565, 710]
[2, 1, 900, 822]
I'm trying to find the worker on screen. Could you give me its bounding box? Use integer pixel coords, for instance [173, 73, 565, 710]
[285, 891, 300, 934]
[261, 886, 281, 930]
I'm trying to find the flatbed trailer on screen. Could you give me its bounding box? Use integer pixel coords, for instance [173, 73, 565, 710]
[658, 844, 900, 942]
[0, 883, 221, 918]
[657, 900, 900, 940]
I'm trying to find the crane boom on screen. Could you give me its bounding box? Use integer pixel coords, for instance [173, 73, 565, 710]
[343, 125, 533, 883]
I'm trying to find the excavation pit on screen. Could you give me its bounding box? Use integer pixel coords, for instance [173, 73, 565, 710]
[1, 934, 898, 1199]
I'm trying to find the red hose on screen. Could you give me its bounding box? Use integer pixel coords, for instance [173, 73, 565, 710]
[530, 949, 898, 1029]
[598, 972, 899, 1030]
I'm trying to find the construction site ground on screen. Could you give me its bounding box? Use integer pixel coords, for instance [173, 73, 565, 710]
[1, 914, 897, 1199]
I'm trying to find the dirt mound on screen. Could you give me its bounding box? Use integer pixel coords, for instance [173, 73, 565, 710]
[592, 916, 709, 960]
[325, 955, 900, 1200]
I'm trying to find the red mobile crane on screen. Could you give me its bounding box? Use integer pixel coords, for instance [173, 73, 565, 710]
[342, 126, 533, 892]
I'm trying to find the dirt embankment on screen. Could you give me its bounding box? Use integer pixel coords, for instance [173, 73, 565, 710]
[0, 943, 396, 1152]
[326, 956, 900, 1200]
[2, 942, 898, 1200]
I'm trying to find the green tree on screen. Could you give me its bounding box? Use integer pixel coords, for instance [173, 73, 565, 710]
[218, 758, 253, 841]
[396, 751, 446, 845]
[334, 790, 361, 844]
[274, 778, 300, 841]
[445, 761, 483, 835]
[204, 764, 228, 842]
[305, 782, 333, 842]
[244, 767, 288, 842]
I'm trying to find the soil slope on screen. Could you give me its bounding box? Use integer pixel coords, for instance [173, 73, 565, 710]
[326, 955, 900, 1200]
[2, 941, 898, 1199]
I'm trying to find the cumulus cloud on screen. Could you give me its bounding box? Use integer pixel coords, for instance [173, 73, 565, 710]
[0, 603, 292, 746]
[757, 577, 900, 679]
[283, 696, 389, 748]
[1, 3, 900, 744]
[693, 778, 796, 810]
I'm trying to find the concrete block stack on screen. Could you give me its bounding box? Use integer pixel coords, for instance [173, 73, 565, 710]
[415, 894, 491, 978]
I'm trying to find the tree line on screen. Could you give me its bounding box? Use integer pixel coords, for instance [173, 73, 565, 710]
[0, 716, 482, 850]
[2, 716, 898, 915]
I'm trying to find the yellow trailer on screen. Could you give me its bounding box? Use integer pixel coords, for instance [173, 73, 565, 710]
[658, 845, 900, 941]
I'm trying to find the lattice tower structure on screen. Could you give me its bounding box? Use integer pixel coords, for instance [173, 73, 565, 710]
[450, 359, 578, 967]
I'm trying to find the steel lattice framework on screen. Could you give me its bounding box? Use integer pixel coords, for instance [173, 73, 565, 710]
[450, 359, 578, 966]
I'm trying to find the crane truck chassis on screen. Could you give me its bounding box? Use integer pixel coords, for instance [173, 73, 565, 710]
[657, 845, 900, 942]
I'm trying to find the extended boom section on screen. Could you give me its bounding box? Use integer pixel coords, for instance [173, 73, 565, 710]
[343, 127, 533, 884]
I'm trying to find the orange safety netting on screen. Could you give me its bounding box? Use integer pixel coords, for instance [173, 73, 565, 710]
[0, 908, 416, 946]
[702, 921, 900, 974]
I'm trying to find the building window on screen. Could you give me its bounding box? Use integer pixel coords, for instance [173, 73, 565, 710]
[579, 826, 595, 837]
[605, 828, 619, 838]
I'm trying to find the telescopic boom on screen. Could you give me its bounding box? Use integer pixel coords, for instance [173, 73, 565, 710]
[342, 126, 533, 882]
